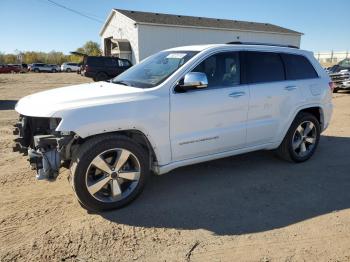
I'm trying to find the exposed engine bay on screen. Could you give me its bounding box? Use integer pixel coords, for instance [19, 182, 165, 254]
[13, 115, 75, 181]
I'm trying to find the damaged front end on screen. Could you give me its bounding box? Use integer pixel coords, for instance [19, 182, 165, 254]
[13, 116, 75, 181]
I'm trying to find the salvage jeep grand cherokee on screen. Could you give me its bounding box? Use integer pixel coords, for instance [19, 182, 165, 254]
[13, 44, 333, 211]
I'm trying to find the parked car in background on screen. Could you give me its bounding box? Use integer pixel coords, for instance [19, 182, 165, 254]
[328, 58, 350, 73]
[7, 63, 28, 73]
[61, 62, 80, 72]
[330, 69, 350, 93]
[328, 59, 350, 93]
[30, 63, 58, 73]
[13, 43, 333, 211]
[48, 64, 60, 72]
[81, 56, 132, 81]
[0, 64, 21, 73]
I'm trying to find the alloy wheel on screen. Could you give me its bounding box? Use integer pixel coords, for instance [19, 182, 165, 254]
[85, 148, 141, 203]
[292, 121, 317, 157]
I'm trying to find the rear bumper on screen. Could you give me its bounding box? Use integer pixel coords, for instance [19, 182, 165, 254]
[322, 102, 333, 132]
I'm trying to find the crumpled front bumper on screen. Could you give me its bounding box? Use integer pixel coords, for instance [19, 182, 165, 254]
[12, 116, 30, 155]
[12, 115, 75, 180]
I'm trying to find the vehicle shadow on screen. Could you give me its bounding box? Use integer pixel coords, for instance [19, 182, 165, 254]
[101, 135, 350, 235]
[0, 100, 17, 110]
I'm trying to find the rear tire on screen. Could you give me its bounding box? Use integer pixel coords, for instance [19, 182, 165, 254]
[34, 68, 39, 73]
[95, 72, 108, 81]
[70, 134, 149, 212]
[66, 68, 72, 72]
[275, 112, 320, 162]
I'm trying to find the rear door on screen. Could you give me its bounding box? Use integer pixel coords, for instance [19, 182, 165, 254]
[242, 51, 303, 146]
[281, 53, 321, 109]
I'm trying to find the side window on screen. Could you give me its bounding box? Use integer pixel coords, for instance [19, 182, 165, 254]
[244, 51, 285, 84]
[281, 53, 318, 80]
[191, 52, 240, 88]
[118, 59, 131, 67]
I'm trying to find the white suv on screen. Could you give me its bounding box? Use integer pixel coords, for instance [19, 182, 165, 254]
[13, 44, 333, 211]
[61, 62, 80, 72]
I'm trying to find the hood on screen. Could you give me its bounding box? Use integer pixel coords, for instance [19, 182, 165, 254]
[15, 82, 144, 117]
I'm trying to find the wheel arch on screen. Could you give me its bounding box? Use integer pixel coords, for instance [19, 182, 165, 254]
[96, 71, 108, 77]
[76, 129, 159, 172]
[276, 104, 325, 149]
[301, 107, 323, 127]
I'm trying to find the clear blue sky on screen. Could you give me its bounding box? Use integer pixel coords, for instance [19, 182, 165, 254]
[1, 0, 349, 54]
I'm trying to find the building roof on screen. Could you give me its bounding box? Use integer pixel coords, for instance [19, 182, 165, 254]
[111, 9, 302, 35]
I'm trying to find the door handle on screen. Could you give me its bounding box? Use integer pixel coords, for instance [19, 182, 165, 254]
[285, 85, 297, 91]
[229, 91, 245, 98]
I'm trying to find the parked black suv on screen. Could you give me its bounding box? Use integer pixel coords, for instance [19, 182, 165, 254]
[81, 56, 132, 81]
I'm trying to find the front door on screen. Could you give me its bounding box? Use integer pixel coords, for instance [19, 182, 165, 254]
[170, 52, 249, 161]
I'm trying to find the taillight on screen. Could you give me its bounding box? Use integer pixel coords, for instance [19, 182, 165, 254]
[329, 82, 335, 91]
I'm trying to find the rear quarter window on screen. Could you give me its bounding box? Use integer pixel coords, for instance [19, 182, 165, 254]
[243, 51, 285, 84]
[118, 59, 131, 67]
[281, 54, 318, 80]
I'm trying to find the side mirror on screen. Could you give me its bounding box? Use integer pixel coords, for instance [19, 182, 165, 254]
[176, 72, 208, 92]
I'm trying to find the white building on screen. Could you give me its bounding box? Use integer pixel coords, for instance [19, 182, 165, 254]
[100, 9, 302, 64]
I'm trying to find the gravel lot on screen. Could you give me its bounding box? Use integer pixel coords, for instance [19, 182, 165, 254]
[0, 73, 350, 261]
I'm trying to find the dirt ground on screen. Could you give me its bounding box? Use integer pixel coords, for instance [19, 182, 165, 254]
[0, 73, 350, 262]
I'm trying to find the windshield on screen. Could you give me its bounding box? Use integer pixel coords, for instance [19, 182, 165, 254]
[112, 51, 198, 88]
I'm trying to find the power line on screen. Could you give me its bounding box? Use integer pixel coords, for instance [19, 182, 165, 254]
[44, 0, 105, 24]
[41, 0, 124, 35]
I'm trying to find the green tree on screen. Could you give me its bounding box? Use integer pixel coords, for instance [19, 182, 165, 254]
[0, 52, 4, 64]
[0, 40, 101, 65]
[76, 41, 102, 56]
[3, 54, 17, 64]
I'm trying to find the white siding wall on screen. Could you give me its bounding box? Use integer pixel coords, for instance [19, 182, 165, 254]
[101, 12, 139, 64]
[137, 24, 301, 62]
[101, 11, 301, 64]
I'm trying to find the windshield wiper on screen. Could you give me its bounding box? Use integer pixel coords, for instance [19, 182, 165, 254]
[112, 80, 132, 86]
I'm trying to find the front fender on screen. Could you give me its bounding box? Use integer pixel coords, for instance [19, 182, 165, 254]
[54, 98, 171, 166]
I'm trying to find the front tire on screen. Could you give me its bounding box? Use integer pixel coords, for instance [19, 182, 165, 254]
[70, 134, 149, 211]
[275, 112, 320, 162]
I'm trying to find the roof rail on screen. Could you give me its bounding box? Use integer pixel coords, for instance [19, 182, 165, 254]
[226, 41, 299, 49]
